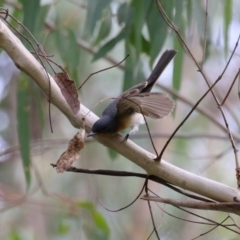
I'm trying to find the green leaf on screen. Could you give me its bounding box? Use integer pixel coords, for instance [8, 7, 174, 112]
[54, 29, 80, 82]
[123, 41, 135, 91]
[129, 0, 147, 57]
[141, 35, 151, 55]
[54, 29, 68, 63]
[117, 2, 133, 25]
[173, 38, 183, 93]
[17, 77, 31, 186]
[93, 3, 134, 61]
[186, 0, 192, 26]
[85, 0, 112, 36]
[94, 7, 112, 44]
[66, 29, 80, 79]
[123, 40, 145, 91]
[107, 148, 118, 160]
[146, 1, 168, 65]
[58, 223, 70, 235]
[20, 0, 40, 33]
[173, 0, 183, 25]
[224, 0, 232, 54]
[78, 201, 110, 240]
[31, 84, 44, 137]
[11, 8, 23, 28]
[8, 230, 22, 240]
[35, 4, 50, 37]
[192, 0, 206, 37]
[93, 27, 130, 61]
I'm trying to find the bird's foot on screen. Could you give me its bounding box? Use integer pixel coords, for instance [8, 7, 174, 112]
[123, 134, 129, 142]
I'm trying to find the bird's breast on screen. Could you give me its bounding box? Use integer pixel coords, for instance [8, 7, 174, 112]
[118, 112, 144, 132]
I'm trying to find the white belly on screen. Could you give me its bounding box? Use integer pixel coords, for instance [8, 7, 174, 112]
[128, 113, 144, 134]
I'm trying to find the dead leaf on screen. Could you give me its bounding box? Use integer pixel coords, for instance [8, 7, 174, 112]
[53, 72, 80, 114]
[55, 128, 85, 173]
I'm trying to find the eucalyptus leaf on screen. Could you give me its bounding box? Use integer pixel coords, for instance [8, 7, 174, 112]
[78, 201, 110, 240]
[146, 1, 167, 65]
[224, 0, 232, 54]
[107, 148, 118, 160]
[20, 0, 40, 34]
[85, 0, 112, 36]
[173, 38, 183, 93]
[93, 27, 130, 61]
[94, 8, 112, 45]
[17, 77, 31, 185]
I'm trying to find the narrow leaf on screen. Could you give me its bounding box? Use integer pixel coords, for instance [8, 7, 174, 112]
[94, 7, 112, 44]
[85, 0, 112, 36]
[66, 29, 80, 78]
[17, 77, 31, 185]
[224, 0, 232, 54]
[173, 38, 183, 93]
[107, 148, 118, 160]
[117, 2, 133, 25]
[146, 1, 168, 65]
[78, 201, 110, 240]
[93, 28, 130, 61]
[20, 0, 40, 33]
[130, 0, 146, 57]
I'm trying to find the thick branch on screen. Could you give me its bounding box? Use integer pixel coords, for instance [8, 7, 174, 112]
[1, 19, 240, 203]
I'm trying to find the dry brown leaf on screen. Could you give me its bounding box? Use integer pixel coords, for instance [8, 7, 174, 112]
[55, 128, 85, 173]
[53, 72, 80, 114]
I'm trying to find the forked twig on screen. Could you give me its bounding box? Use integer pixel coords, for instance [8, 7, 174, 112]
[98, 178, 148, 212]
[191, 216, 229, 240]
[221, 70, 240, 106]
[145, 179, 160, 240]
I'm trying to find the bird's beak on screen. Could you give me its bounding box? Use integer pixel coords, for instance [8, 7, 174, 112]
[87, 131, 97, 137]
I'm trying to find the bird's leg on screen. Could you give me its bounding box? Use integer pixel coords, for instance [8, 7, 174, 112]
[123, 133, 129, 142]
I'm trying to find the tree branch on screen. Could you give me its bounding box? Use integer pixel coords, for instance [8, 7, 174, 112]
[141, 196, 240, 215]
[1, 19, 240, 203]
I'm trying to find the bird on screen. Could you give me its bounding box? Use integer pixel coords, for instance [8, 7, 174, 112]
[87, 49, 177, 140]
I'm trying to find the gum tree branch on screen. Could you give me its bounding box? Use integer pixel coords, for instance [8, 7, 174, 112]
[1, 19, 240, 206]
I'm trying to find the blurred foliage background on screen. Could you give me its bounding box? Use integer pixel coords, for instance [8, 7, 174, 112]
[0, 0, 240, 239]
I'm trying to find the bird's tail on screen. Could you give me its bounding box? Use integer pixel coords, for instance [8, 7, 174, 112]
[143, 49, 177, 92]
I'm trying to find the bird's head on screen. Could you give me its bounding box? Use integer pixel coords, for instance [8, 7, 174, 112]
[87, 115, 118, 137]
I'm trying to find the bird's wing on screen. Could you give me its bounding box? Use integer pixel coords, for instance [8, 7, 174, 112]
[118, 82, 148, 98]
[117, 92, 174, 119]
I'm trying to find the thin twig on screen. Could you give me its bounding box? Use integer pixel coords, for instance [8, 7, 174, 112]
[148, 189, 240, 235]
[156, 70, 239, 161]
[157, 82, 240, 141]
[155, 203, 233, 226]
[177, 206, 240, 235]
[98, 178, 147, 212]
[191, 216, 229, 240]
[77, 54, 129, 90]
[221, 69, 240, 106]
[155, 1, 240, 172]
[145, 179, 160, 240]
